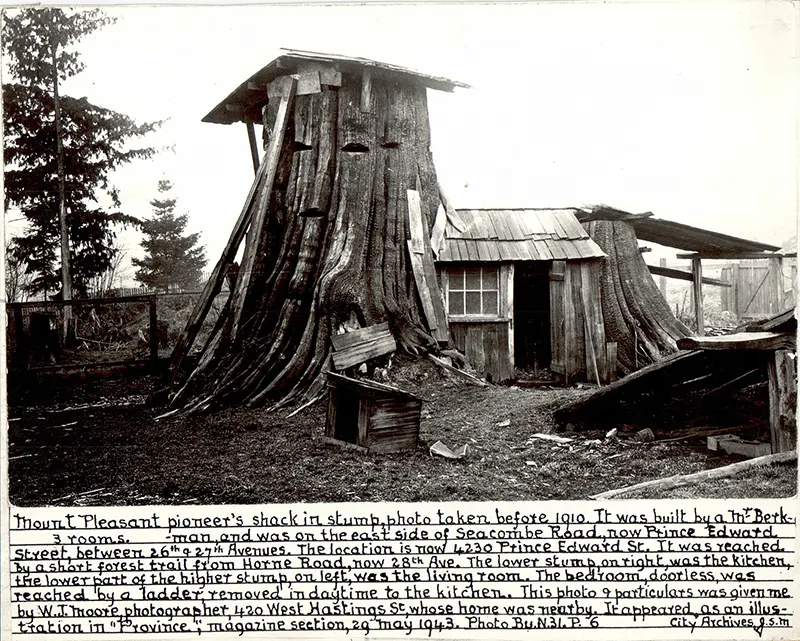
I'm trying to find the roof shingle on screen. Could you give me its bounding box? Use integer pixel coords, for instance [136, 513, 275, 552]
[437, 209, 606, 263]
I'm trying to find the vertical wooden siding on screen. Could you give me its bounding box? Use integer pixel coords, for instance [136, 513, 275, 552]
[720, 260, 793, 318]
[449, 321, 514, 382]
[549, 261, 566, 376]
[550, 259, 607, 382]
[444, 263, 514, 383]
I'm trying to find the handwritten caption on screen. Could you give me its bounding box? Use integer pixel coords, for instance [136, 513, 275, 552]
[9, 502, 794, 638]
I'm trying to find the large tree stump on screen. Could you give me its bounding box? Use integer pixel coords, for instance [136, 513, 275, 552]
[584, 219, 692, 374]
[174, 68, 451, 413]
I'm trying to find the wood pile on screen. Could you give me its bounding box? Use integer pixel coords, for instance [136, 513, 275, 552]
[556, 307, 797, 454]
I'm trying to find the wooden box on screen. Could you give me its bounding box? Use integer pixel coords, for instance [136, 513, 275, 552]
[324, 372, 422, 454]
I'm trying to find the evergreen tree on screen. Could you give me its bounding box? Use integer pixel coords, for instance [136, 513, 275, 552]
[133, 180, 207, 291]
[2, 8, 159, 298]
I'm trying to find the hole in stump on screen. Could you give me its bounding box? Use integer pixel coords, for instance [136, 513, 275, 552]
[342, 142, 369, 153]
[381, 141, 401, 149]
[293, 141, 313, 152]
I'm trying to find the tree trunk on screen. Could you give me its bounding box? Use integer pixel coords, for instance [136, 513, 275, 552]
[584, 219, 691, 373]
[174, 73, 443, 412]
[52, 39, 74, 344]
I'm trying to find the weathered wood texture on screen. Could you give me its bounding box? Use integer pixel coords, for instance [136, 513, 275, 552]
[720, 259, 792, 318]
[174, 69, 450, 411]
[692, 256, 704, 336]
[449, 320, 513, 383]
[648, 264, 730, 287]
[678, 332, 796, 352]
[583, 219, 692, 375]
[592, 450, 797, 500]
[767, 350, 797, 453]
[548, 260, 607, 383]
[325, 373, 422, 453]
[330, 322, 396, 370]
[549, 261, 566, 377]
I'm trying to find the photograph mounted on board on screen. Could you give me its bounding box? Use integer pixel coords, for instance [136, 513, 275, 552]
[4, 3, 797, 507]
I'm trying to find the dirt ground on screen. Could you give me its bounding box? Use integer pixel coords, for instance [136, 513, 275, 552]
[7, 356, 796, 506]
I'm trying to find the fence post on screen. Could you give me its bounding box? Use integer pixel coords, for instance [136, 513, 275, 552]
[149, 295, 158, 369]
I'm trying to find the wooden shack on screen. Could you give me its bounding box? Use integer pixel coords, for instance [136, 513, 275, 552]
[435, 208, 609, 384]
[324, 373, 422, 453]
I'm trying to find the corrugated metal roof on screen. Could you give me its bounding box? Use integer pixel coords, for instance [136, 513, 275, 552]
[437, 209, 606, 263]
[203, 49, 469, 125]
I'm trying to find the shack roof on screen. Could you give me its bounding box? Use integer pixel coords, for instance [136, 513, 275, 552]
[437, 209, 606, 263]
[203, 48, 470, 125]
[575, 206, 780, 256]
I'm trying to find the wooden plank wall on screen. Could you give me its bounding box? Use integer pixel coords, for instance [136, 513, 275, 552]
[549, 262, 566, 376]
[367, 397, 422, 453]
[449, 321, 513, 382]
[720, 260, 793, 319]
[580, 261, 607, 384]
[550, 260, 607, 383]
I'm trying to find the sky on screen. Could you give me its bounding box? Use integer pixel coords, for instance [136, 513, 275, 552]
[4, 1, 798, 286]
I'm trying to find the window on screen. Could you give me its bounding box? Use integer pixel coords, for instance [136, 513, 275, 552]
[447, 266, 500, 316]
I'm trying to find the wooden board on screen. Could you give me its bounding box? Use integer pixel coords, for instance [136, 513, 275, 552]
[648, 264, 731, 287]
[580, 262, 604, 385]
[407, 243, 439, 332]
[449, 321, 513, 383]
[549, 261, 566, 376]
[296, 71, 322, 96]
[767, 349, 797, 453]
[406, 190, 426, 254]
[331, 332, 397, 371]
[168, 127, 275, 383]
[677, 332, 796, 351]
[331, 322, 391, 350]
[227, 76, 297, 345]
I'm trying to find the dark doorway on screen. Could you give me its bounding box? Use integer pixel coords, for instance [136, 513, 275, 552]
[514, 262, 551, 372]
[332, 388, 360, 444]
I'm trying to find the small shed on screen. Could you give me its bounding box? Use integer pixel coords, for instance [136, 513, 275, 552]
[435, 208, 608, 384]
[325, 373, 423, 453]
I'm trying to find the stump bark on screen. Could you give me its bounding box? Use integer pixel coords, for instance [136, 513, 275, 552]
[173, 71, 446, 412]
[584, 219, 692, 373]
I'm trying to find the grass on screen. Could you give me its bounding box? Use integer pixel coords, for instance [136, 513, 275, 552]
[7, 356, 796, 506]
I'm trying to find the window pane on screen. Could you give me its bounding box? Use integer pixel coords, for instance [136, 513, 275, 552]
[465, 267, 482, 290]
[482, 291, 498, 315]
[448, 291, 464, 315]
[482, 267, 499, 289]
[465, 292, 482, 314]
[449, 268, 464, 290]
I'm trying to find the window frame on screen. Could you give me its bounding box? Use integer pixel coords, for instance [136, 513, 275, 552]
[445, 264, 505, 321]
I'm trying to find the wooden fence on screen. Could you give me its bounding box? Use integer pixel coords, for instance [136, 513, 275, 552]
[720, 259, 795, 319]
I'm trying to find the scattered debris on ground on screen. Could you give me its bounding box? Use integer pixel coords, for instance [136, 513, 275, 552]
[7, 354, 795, 506]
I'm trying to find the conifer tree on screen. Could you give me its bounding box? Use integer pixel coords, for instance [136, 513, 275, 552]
[133, 180, 207, 291]
[2, 7, 158, 298]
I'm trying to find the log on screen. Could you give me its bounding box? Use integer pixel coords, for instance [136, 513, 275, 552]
[591, 450, 797, 499]
[655, 424, 752, 443]
[677, 332, 796, 351]
[691, 256, 704, 336]
[767, 349, 797, 453]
